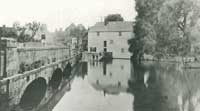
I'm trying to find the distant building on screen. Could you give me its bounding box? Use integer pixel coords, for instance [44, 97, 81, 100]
[0, 25, 17, 38]
[88, 21, 133, 59]
[82, 32, 88, 51]
[71, 37, 78, 49]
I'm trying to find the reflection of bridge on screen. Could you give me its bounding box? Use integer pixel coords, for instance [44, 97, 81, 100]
[0, 38, 81, 110]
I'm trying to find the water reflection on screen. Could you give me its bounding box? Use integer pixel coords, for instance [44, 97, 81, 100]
[128, 61, 200, 111]
[41, 60, 200, 111]
[53, 60, 133, 111]
[3, 59, 200, 111]
[128, 62, 164, 111]
[87, 60, 131, 95]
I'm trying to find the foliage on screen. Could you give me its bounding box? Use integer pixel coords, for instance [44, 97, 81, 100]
[54, 23, 87, 46]
[129, 0, 164, 60]
[129, 0, 200, 60]
[0, 27, 17, 37]
[13, 21, 45, 42]
[26, 22, 42, 38]
[157, 0, 200, 56]
[104, 14, 124, 25]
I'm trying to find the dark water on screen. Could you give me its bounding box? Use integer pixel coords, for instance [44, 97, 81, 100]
[3, 59, 200, 111]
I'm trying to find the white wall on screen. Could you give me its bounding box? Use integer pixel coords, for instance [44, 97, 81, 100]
[88, 31, 133, 59]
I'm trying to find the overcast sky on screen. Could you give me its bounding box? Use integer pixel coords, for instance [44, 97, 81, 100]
[0, 0, 136, 31]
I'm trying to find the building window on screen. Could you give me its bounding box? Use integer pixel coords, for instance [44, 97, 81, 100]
[104, 41, 107, 47]
[104, 48, 107, 52]
[90, 47, 96, 52]
[110, 40, 113, 44]
[97, 32, 100, 36]
[41, 34, 46, 40]
[92, 55, 95, 60]
[94, 47, 96, 52]
[121, 48, 125, 53]
[119, 32, 122, 36]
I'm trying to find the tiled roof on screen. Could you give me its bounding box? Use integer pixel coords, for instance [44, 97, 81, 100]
[89, 21, 133, 32]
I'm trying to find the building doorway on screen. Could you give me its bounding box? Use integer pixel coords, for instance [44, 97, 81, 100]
[104, 48, 107, 52]
[104, 41, 107, 47]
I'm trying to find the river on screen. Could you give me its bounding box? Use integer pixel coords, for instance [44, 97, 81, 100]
[4, 59, 200, 111]
[53, 60, 133, 111]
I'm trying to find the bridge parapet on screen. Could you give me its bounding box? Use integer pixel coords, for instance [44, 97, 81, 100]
[1, 39, 71, 79]
[18, 47, 69, 69]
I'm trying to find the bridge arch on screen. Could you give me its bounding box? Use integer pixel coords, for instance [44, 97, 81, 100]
[19, 77, 47, 110]
[63, 62, 72, 78]
[49, 68, 63, 90]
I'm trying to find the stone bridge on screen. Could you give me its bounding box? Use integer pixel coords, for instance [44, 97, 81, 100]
[0, 38, 81, 110]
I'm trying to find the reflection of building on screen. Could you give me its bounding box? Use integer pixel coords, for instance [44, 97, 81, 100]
[88, 21, 133, 59]
[87, 60, 131, 95]
[82, 33, 88, 51]
[76, 62, 88, 79]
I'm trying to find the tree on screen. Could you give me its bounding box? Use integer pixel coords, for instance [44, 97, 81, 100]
[26, 21, 42, 39]
[158, 0, 200, 56]
[128, 0, 200, 61]
[129, 0, 165, 61]
[14, 21, 45, 42]
[54, 23, 87, 46]
[104, 14, 124, 25]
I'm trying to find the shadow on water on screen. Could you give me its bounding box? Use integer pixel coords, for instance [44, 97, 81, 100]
[127, 61, 163, 111]
[0, 94, 9, 111]
[37, 63, 83, 111]
[19, 77, 47, 110]
[37, 78, 73, 111]
[20, 63, 77, 111]
[127, 61, 200, 111]
[49, 68, 63, 90]
[63, 63, 72, 79]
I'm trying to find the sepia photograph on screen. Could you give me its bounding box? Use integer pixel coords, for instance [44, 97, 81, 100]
[1, 0, 200, 111]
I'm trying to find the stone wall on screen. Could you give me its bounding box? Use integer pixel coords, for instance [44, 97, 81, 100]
[6, 47, 70, 78]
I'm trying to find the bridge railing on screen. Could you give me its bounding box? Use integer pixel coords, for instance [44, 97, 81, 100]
[2, 45, 71, 79]
[17, 47, 70, 75]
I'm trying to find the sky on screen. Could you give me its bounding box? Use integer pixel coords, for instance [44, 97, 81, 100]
[0, 0, 136, 32]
